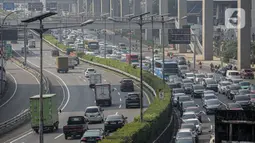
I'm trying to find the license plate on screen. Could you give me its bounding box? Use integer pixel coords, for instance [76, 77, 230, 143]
[88, 138, 95, 141]
[111, 122, 116, 124]
[90, 116, 95, 117]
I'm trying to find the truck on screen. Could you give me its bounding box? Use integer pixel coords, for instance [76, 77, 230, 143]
[68, 56, 75, 69]
[126, 54, 139, 64]
[94, 83, 112, 106]
[89, 73, 102, 88]
[29, 94, 59, 133]
[125, 92, 141, 108]
[28, 40, 36, 48]
[56, 56, 69, 73]
[63, 116, 89, 140]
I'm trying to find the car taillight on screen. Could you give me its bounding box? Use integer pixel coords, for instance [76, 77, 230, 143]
[81, 137, 86, 141]
[96, 137, 101, 140]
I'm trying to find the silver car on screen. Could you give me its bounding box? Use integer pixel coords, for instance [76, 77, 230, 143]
[183, 118, 202, 135]
[194, 73, 206, 83]
[218, 81, 232, 94]
[202, 94, 218, 105]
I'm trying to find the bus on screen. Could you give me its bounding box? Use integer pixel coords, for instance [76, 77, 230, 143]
[154, 60, 178, 80]
[126, 54, 139, 63]
[85, 40, 99, 51]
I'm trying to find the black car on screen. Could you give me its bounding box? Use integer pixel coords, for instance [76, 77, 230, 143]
[120, 78, 134, 92]
[202, 78, 218, 92]
[177, 56, 187, 65]
[104, 114, 128, 132]
[233, 95, 251, 109]
[125, 93, 140, 108]
[226, 84, 241, 100]
[183, 83, 193, 94]
[80, 129, 106, 143]
[191, 84, 205, 98]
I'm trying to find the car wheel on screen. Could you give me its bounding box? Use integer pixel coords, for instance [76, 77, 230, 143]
[64, 135, 68, 140]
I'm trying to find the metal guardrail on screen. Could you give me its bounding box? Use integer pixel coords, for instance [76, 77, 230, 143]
[31, 30, 157, 98]
[0, 55, 50, 136]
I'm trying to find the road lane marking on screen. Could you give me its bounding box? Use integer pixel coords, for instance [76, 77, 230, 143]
[115, 112, 118, 115]
[120, 98, 122, 101]
[54, 133, 63, 139]
[104, 79, 106, 82]
[9, 131, 33, 143]
[57, 79, 66, 110]
[207, 117, 211, 122]
[119, 104, 121, 108]
[118, 92, 120, 96]
[114, 87, 117, 91]
[0, 72, 17, 108]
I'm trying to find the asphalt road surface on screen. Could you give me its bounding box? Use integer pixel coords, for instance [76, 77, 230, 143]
[0, 62, 39, 123]
[1, 36, 149, 143]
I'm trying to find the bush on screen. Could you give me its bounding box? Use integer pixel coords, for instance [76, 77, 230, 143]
[43, 34, 172, 143]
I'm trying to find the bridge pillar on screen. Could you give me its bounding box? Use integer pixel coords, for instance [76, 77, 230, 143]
[120, 0, 129, 19]
[177, 0, 187, 53]
[77, 0, 84, 14]
[101, 0, 110, 15]
[145, 0, 153, 41]
[92, 0, 101, 17]
[237, 0, 251, 69]
[159, 0, 168, 47]
[202, 0, 213, 60]
[133, 0, 141, 15]
[252, 0, 255, 27]
[110, 0, 120, 17]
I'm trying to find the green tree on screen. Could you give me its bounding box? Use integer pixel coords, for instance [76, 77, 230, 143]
[222, 41, 237, 63]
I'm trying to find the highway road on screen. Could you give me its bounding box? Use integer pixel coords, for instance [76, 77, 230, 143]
[3, 36, 149, 143]
[0, 61, 39, 123]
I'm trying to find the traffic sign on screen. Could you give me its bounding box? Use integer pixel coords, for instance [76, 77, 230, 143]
[3, 2, 14, 10]
[168, 28, 191, 44]
[4, 44, 12, 59]
[0, 30, 18, 41]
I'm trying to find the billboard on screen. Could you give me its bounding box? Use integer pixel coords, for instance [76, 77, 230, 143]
[3, 2, 14, 10]
[46, 2, 57, 11]
[168, 28, 191, 44]
[0, 30, 18, 41]
[28, 2, 43, 11]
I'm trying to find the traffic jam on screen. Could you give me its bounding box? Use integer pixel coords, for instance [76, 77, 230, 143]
[170, 57, 255, 143]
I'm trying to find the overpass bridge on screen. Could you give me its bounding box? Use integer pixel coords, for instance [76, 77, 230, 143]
[0, 0, 76, 3]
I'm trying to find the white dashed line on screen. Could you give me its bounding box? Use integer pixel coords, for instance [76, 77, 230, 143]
[207, 117, 211, 122]
[104, 79, 106, 82]
[83, 79, 87, 82]
[54, 133, 63, 139]
[120, 98, 122, 101]
[115, 112, 118, 115]
[118, 92, 120, 96]
[114, 87, 117, 91]
[94, 100, 96, 103]
[119, 105, 121, 108]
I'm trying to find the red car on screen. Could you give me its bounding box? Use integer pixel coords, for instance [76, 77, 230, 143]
[240, 69, 254, 79]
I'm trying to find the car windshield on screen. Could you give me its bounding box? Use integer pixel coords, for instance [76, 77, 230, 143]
[173, 88, 185, 93]
[196, 74, 205, 78]
[182, 114, 196, 120]
[181, 124, 195, 130]
[221, 82, 231, 86]
[85, 108, 99, 113]
[207, 74, 214, 78]
[87, 69, 95, 72]
[186, 73, 194, 77]
[240, 82, 250, 86]
[177, 132, 192, 138]
[106, 115, 122, 121]
[205, 95, 217, 100]
[185, 120, 199, 126]
[229, 72, 240, 76]
[185, 108, 200, 114]
[180, 66, 188, 70]
[230, 85, 241, 90]
[193, 85, 204, 90]
[239, 90, 250, 95]
[229, 103, 242, 108]
[207, 80, 217, 84]
[176, 138, 194, 143]
[184, 83, 193, 87]
[204, 91, 214, 94]
[183, 102, 195, 108]
[236, 96, 250, 101]
[179, 96, 191, 101]
[207, 100, 220, 105]
[84, 130, 101, 137]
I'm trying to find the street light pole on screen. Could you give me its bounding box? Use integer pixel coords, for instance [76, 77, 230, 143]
[129, 18, 131, 63]
[161, 16, 165, 82]
[151, 16, 154, 75]
[24, 24, 27, 66]
[104, 17, 106, 58]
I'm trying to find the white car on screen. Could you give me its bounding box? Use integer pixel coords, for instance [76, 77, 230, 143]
[84, 106, 104, 123]
[181, 111, 198, 123]
[85, 68, 96, 78]
[184, 118, 202, 135]
[218, 81, 232, 94]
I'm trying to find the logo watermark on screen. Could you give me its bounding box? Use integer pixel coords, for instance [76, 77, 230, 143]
[225, 8, 245, 29]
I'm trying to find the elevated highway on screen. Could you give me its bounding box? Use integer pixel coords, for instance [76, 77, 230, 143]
[0, 0, 75, 3]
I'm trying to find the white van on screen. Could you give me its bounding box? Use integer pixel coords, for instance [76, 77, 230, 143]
[28, 40, 36, 48]
[226, 70, 240, 79]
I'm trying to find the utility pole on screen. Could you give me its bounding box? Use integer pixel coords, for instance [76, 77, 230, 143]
[161, 15, 165, 82]
[24, 24, 27, 66]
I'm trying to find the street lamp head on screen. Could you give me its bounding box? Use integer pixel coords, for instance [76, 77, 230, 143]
[80, 19, 94, 26]
[130, 12, 150, 20]
[22, 12, 57, 23]
[124, 13, 134, 17]
[101, 13, 109, 17]
[79, 12, 86, 15]
[107, 17, 115, 21]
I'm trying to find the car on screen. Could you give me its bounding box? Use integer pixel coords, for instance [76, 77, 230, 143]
[80, 129, 106, 143]
[202, 78, 218, 92]
[84, 106, 104, 123]
[177, 95, 192, 109]
[185, 107, 203, 122]
[85, 68, 96, 78]
[205, 73, 214, 78]
[120, 78, 134, 92]
[226, 70, 240, 79]
[240, 69, 254, 79]
[173, 93, 186, 106]
[169, 75, 179, 82]
[203, 90, 216, 96]
[178, 65, 189, 71]
[125, 92, 140, 108]
[182, 79, 193, 84]
[218, 81, 232, 94]
[21, 47, 29, 53]
[180, 101, 199, 114]
[172, 88, 185, 94]
[226, 103, 243, 110]
[239, 81, 251, 90]
[180, 70, 190, 78]
[167, 82, 182, 89]
[194, 73, 206, 83]
[203, 99, 222, 114]
[104, 114, 128, 132]
[183, 118, 202, 135]
[227, 78, 243, 84]
[174, 128, 197, 143]
[250, 84, 255, 94]
[191, 84, 205, 98]
[175, 138, 196, 143]
[181, 111, 201, 123]
[177, 56, 187, 65]
[233, 95, 251, 109]
[183, 83, 193, 94]
[180, 123, 197, 135]
[185, 73, 195, 81]
[226, 84, 241, 100]
[213, 73, 224, 83]
[202, 94, 218, 105]
[51, 49, 59, 57]
[238, 89, 250, 95]
[174, 78, 183, 85]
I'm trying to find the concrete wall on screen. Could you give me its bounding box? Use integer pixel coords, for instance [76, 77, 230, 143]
[177, 0, 187, 53]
